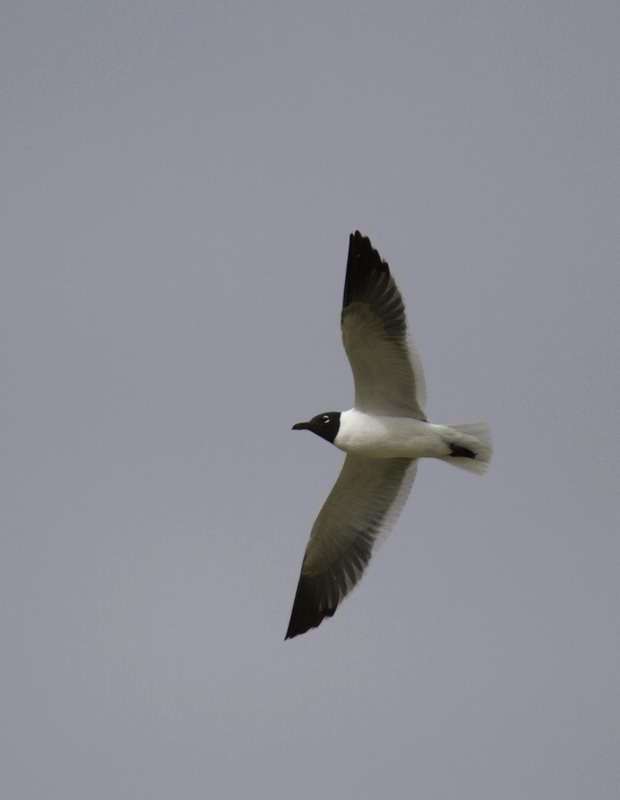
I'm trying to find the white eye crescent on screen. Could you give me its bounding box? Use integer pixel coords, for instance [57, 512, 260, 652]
[322, 415, 329, 423]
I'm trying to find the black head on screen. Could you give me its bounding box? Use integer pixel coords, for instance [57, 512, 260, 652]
[292, 412, 341, 444]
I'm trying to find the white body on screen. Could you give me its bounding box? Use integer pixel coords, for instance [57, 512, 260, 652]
[335, 409, 491, 473]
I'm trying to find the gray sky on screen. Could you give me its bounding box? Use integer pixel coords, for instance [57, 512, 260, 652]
[2, 1, 619, 798]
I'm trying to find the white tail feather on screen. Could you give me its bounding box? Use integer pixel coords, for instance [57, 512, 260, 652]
[442, 422, 492, 475]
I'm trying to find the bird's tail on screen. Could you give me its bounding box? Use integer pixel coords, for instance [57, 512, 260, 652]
[441, 422, 492, 475]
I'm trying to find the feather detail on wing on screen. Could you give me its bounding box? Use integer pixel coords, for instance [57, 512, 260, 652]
[342, 231, 426, 419]
[285, 455, 417, 639]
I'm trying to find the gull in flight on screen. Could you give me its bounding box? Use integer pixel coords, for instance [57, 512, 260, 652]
[286, 231, 492, 639]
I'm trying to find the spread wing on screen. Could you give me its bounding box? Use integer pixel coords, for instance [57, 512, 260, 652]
[342, 231, 426, 419]
[285, 455, 417, 639]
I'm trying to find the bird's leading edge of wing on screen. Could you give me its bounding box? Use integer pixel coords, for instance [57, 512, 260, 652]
[285, 455, 418, 639]
[342, 231, 427, 419]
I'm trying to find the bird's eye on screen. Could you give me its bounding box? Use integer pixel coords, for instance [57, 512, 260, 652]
[322, 415, 329, 423]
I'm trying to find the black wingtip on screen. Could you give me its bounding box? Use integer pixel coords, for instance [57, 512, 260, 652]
[350, 230, 373, 250]
[284, 575, 337, 640]
[285, 608, 336, 640]
[343, 231, 391, 310]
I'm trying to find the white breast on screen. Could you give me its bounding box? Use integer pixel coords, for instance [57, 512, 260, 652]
[334, 409, 448, 459]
